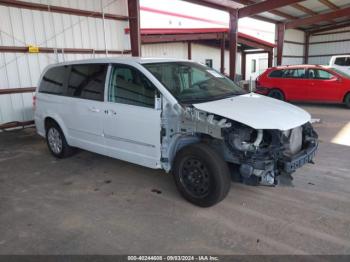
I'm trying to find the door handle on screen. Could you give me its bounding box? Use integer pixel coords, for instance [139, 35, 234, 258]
[105, 109, 117, 115]
[89, 107, 100, 113]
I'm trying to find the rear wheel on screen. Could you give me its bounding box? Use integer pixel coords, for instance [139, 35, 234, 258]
[268, 89, 285, 101]
[172, 143, 231, 207]
[46, 121, 74, 158]
[344, 93, 350, 108]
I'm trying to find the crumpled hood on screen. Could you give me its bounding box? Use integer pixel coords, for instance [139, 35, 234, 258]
[193, 93, 311, 131]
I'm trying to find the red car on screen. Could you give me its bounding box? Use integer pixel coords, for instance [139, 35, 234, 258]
[256, 65, 350, 108]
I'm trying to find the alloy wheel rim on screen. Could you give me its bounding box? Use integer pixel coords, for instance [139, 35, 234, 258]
[48, 128, 63, 154]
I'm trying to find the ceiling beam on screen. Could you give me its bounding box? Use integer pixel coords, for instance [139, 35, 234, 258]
[238, 0, 304, 18]
[268, 9, 296, 20]
[291, 3, 317, 15]
[183, 0, 293, 22]
[308, 21, 350, 34]
[318, 0, 339, 11]
[286, 6, 350, 29]
[141, 33, 223, 43]
[182, 0, 240, 11]
[0, 0, 129, 20]
[252, 14, 279, 23]
[141, 32, 273, 51]
[232, 0, 297, 20]
[291, 3, 336, 24]
[238, 37, 273, 51]
[306, 19, 348, 31]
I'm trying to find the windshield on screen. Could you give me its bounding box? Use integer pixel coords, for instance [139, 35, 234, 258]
[331, 68, 350, 79]
[143, 62, 245, 103]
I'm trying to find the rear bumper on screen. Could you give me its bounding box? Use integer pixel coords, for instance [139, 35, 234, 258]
[280, 141, 318, 173]
[255, 86, 270, 95]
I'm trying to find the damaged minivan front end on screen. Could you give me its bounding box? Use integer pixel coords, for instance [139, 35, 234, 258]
[189, 93, 318, 186]
[161, 93, 318, 186]
[144, 60, 318, 206]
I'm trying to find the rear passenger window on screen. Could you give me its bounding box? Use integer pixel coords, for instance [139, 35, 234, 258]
[283, 69, 306, 79]
[108, 65, 155, 108]
[39, 66, 68, 95]
[67, 64, 107, 101]
[269, 70, 283, 78]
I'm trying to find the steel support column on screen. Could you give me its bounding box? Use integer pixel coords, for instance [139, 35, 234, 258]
[268, 50, 273, 68]
[187, 41, 192, 60]
[241, 52, 246, 80]
[220, 33, 225, 73]
[128, 0, 141, 56]
[229, 9, 238, 80]
[304, 32, 310, 64]
[276, 23, 285, 66]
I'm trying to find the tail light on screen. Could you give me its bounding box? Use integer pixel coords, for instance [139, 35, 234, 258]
[33, 95, 36, 110]
[255, 76, 261, 88]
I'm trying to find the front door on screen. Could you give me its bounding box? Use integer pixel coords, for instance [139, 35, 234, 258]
[103, 64, 162, 169]
[306, 68, 342, 101]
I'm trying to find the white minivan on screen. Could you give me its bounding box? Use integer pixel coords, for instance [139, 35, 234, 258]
[35, 58, 318, 207]
[329, 55, 350, 76]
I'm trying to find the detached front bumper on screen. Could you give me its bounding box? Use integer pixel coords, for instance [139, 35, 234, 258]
[280, 141, 318, 174]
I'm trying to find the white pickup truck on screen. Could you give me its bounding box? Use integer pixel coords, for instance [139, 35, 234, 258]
[329, 55, 350, 76]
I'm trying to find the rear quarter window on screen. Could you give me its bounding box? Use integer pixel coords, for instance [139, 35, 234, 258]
[334, 57, 350, 66]
[39, 66, 68, 95]
[268, 70, 283, 78]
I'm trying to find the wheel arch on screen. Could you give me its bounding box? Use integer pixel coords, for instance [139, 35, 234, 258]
[167, 133, 221, 172]
[269, 88, 286, 100]
[43, 114, 69, 143]
[343, 91, 350, 102]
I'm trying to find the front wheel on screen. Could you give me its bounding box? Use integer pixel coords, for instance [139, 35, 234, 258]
[268, 89, 285, 101]
[344, 93, 350, 108]
[172, 143, 231, 207]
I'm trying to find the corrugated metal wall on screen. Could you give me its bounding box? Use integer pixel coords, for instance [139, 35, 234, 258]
[0, 0, 130, 125]
[142, 42, 241, 76]
[275, 29, 305, 66]
[142, 42, 187, 59]
[308, 26, 350, 65]
[192, 43, 241, 76]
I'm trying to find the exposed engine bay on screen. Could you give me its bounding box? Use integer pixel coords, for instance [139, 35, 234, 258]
[161, 101, 318, 186]
[222, 121, 317, 185]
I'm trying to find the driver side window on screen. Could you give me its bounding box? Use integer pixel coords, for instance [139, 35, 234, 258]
[308, 69, 334, 80]
[108, 65, 156, 108]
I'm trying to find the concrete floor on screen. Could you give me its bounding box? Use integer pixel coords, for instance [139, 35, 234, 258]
[0, 104, 350, 255]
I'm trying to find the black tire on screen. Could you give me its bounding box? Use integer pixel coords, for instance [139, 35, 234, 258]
[172, 143, 231, 207]
[45, 121, 74, 158]
[268, 89, 285, 101]
[344, 93, 350, 108]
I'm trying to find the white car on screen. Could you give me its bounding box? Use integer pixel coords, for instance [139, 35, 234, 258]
[329, 55, 350, 76]
[34, 58, 318, 207]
